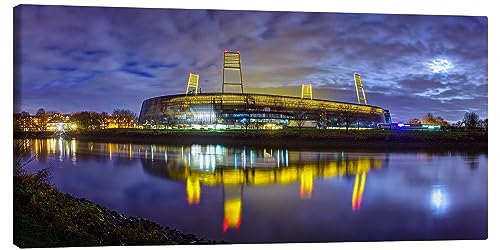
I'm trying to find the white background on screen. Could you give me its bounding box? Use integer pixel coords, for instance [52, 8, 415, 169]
[1, 0, 496, 250]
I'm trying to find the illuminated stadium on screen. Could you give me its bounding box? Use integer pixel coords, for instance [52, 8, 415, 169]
[139, 51, 391, 129]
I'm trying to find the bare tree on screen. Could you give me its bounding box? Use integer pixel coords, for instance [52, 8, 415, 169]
[452, 120, 464, 132]
[328, 112, 340, 128]
[479, 118, 488, 131]
[161, 107, 177, 128]
[422, 113, 435, 124]
[35, 108, 48, 131]
[463, 112, 480, 134]
[337, 105, 357, 133]
[293, 110, 307, 130]
[242, 117, 251, 132]
[146, 114, 162, 128]
[421, 113, 449, 127]
[112, 109, 137, 128]
[315, 110, 328, 129]
[98, 112, 110, 129]
[434, 116, 449, 127]
[408, 118, 421, 124]
[253, 122, 264, 131]
[70, 111, 102, 130]
[14, 138, 36, 175]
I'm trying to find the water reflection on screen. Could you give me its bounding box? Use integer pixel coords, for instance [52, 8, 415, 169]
[352, 172, 366, 211]
[23, 138, 139, 167]
[430, 185, 449, 216]
[464, 153, 479, 169]
[21, 139, 384, 232]
[15, 139, 487, 242]
[223, 186, 243, 232]
[137, 144, 386, 232]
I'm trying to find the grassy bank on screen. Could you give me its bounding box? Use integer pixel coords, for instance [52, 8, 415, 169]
[14, 168, 215, 247]
[14, 128, 488, 151]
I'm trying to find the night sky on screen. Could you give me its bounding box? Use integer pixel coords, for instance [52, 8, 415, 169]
[14, 5, 488, 122]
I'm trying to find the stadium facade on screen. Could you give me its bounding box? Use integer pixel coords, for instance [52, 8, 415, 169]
[139, 51, 391, 129]
[139, 93, 391, 129]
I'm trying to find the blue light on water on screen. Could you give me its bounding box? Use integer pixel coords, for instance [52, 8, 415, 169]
[430, 185, 449, 216]
[234, 153, 238, 168]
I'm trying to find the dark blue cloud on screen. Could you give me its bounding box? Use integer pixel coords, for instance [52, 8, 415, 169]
[119, 61, 156, 78]
[42, 66, 78, 72]
[119, 68, 155, 78]
[36, 70, 103, 89]
[259, 28, 276, 40]
[147, 63, 178, 69]
[84, 49, 108, 56]
[14, 5, 488, 122]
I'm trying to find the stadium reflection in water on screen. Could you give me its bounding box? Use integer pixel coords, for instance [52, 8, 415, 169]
[20, 139, 487, 243]
[140, 144, 384, 232]
[27, 139, 381, 231]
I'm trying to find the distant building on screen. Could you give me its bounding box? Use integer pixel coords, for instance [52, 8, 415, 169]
[46, 115, 72, 131]
[14, 112, 74, 131]
[14, 113, 35, 131]
[377, 123, 442, 131]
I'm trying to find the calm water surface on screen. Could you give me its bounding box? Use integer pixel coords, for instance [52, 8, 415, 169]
[15, 138, 487, 243]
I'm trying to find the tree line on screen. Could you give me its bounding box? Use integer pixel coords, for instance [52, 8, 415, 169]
[293, 104, 378, 132]
[407, 112, 487, 132]
[14, 108, 138, 131]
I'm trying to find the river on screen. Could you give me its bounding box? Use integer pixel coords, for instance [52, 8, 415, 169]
[14, 138, 487, 243]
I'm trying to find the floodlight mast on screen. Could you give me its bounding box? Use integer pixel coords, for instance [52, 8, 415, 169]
[222, 51, 244, 94]
[186, 73, 200, 95]
[301, 83, 313, 100]
[353, 72, 367, 105]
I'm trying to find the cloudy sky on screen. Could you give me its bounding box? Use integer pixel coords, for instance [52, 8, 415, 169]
[14, 5, 487, 122]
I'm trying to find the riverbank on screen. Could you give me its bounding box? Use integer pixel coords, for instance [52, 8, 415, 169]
[14, 168, 217, 247]
[14, 128, 488, 151]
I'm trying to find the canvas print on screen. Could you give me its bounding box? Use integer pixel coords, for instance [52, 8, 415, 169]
[13, 5, 487, 247]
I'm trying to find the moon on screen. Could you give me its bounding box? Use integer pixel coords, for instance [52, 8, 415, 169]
[428, 59, 454, 73]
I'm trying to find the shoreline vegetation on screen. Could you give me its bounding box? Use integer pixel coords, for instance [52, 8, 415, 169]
[14, 167, 218, 247]
[14, 128, 488, 151]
